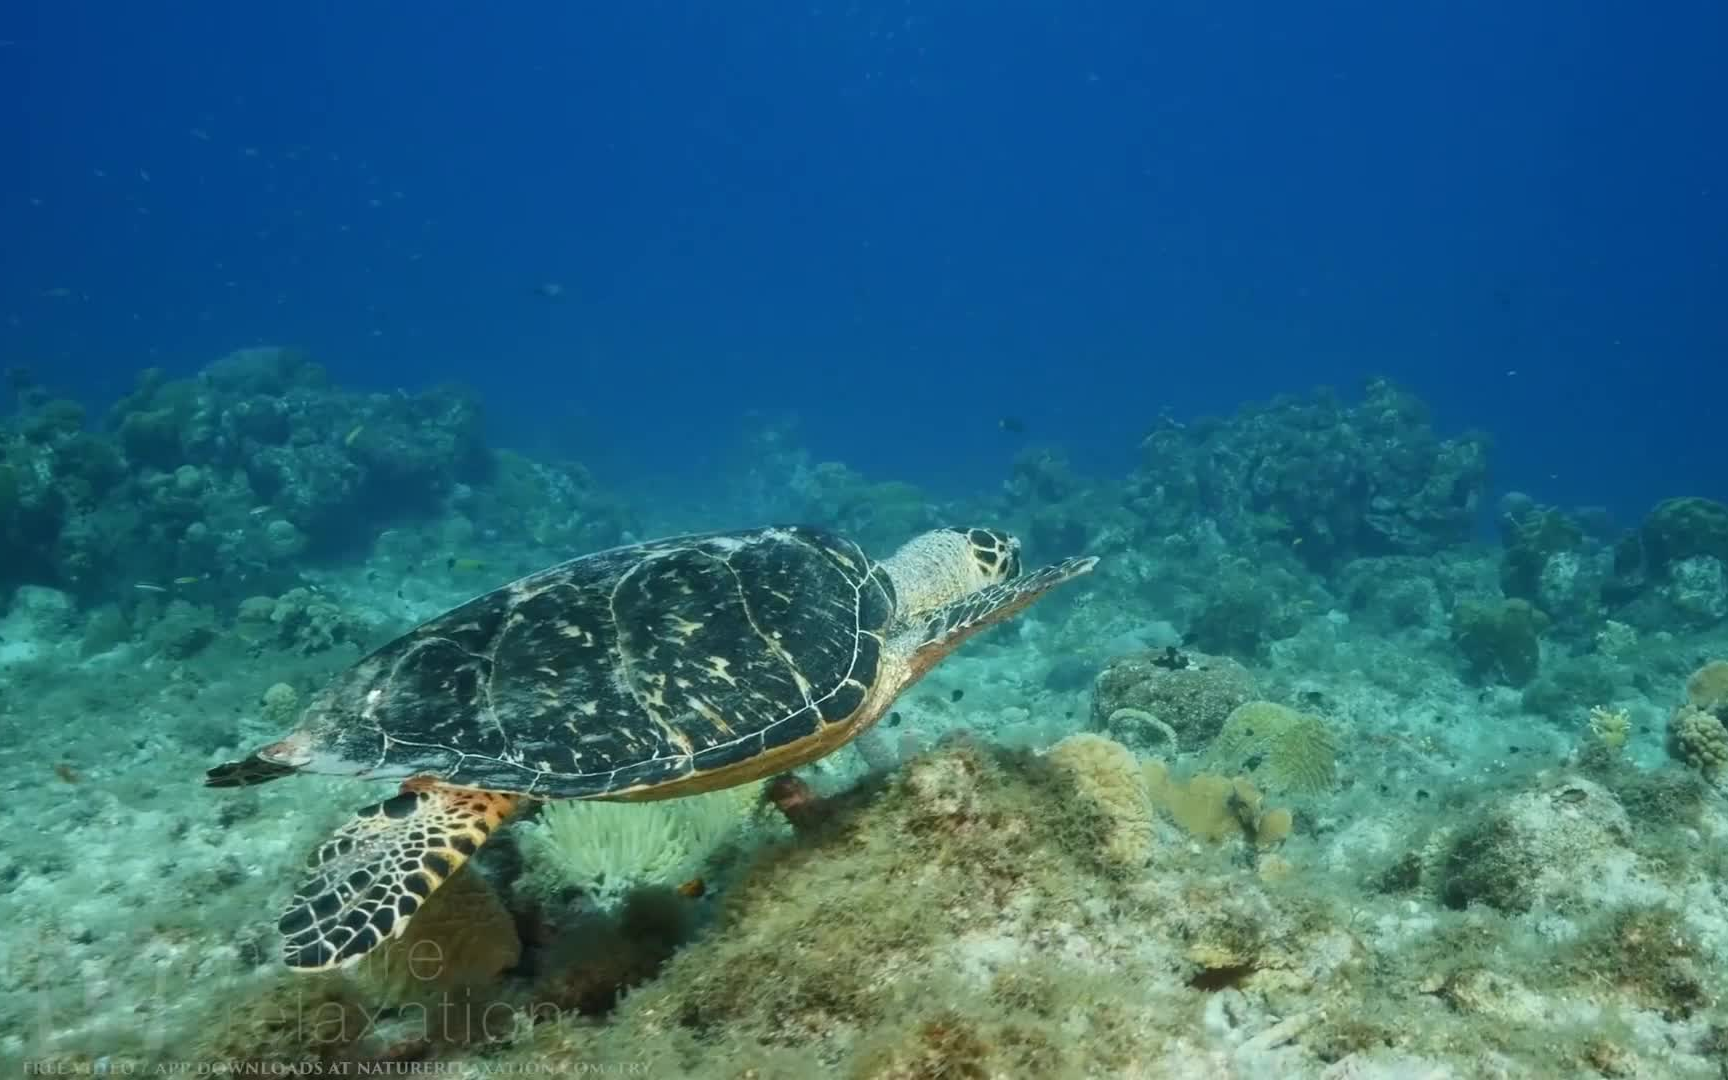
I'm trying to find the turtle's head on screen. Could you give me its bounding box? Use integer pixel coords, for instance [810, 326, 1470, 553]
[880, 526, 1023, 620]
[205, 695, 381, 787]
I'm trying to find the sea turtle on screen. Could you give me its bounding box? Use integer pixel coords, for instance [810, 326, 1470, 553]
[209, 525, 1096, 971]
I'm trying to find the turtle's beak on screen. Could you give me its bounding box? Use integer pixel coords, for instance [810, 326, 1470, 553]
[205, 730, 372, 786]
[259, 730, 316, 768]
[262, 728, 380, 778]
[205, 753, 299, 787]
[205, 730, 322, 787]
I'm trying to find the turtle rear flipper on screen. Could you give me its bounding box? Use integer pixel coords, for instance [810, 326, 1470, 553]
[278, 778, 520, 971]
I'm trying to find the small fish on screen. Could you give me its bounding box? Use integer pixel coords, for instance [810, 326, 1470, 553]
[248, 505, 271, 516]
[949, 688, 964, 703]
[997, 416, 1026, 435]
[53, 763, 81, 784]
[134, 582, 168, 593]
[887, 710, 902, 728]
[675, 877, 707, 899]
[448, 557, 487, 573]
[344, 424, 365, 446]
[534, 281, 566, 299]
[173, 575, 205, 585]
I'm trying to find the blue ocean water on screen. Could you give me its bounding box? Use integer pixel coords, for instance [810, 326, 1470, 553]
[5, 1, 1725, 514]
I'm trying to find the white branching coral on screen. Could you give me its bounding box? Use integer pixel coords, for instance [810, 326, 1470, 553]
[522, 785, 762, 906]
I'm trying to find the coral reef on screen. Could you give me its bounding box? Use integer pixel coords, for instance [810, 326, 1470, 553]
[0, 348, 632, 611]
[235, 587, 370, 655]
[1125, 377, 1488, 570]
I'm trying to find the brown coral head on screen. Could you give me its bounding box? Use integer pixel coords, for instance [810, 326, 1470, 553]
[766, 774, 827, 830]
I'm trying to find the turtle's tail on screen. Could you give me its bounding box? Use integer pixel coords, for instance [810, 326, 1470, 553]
[205, 754, 298, 787]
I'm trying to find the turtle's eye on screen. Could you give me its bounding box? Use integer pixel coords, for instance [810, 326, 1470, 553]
[963, 528, 1020, 582]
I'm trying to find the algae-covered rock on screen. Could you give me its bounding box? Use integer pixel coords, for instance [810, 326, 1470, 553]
[1092, 648, 1257, 752]
[1563, 906, 1709, 1019]
[1496, 500, 1609, 631]
[17, 397, 85, 443]
[1662, 555, 1728, 625]
[1519, 655, 1617, 723]
[147, 598, 218, 659]
[1186, 568, 1305, 659]
[1450, 597, 1548, 687]
[1437, 776, 1633, 914]
[263, 518, 308, 559]
[1642, 496, 1728, 571]
[78, 605, 130, 658]
[1499, 504, 1584, 604]
[1337, 556, 1445, 630]
[117, 407, 183, 469]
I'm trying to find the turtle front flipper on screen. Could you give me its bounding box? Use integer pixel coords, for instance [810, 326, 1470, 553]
[278, 777, 520, 971]
[905, 555, 1099, 679]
